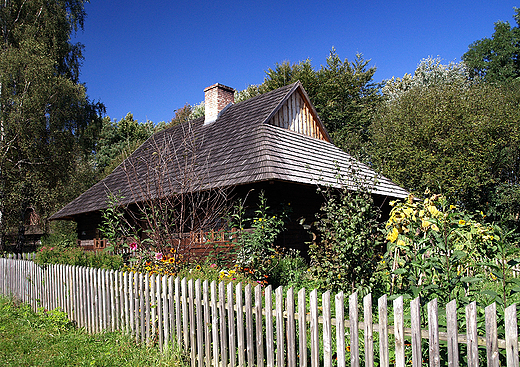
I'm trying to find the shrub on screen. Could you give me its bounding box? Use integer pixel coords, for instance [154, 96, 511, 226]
[232, 190, 290, 281]
[309, 180, 383, 296]
[35, 245, 124, 270]
[381, 192, 520, 305]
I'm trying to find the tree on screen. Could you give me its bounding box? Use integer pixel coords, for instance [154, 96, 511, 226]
[371, 74, 520, 214]
[95, 113, 155, 178]
[462, 7, 520, 83]
[259, 48, 381, 159]
[382, 57, 470, 101]
[0, 0, 104, 250]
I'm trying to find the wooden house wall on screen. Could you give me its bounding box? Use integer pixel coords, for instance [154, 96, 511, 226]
[268, 91, 328, 141]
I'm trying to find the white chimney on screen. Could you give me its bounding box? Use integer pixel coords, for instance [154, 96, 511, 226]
[204, 83, 234, 125]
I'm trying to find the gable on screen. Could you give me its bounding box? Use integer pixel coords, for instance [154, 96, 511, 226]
[265, 88, 330, 142]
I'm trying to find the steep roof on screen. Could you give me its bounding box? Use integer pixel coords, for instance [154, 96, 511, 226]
[51, 82, 408, 220]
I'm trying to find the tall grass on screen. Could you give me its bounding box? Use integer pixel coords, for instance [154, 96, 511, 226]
[0, 296, 189, 367]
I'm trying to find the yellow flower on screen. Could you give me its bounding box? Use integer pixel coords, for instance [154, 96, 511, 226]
[450, 205, 456, 210]
[386, 227, 399, 243]
[421, 220, 431, 229]
[428, 205, 440, 217]
[195, 265, 201, 271]
[403, 207, 413, 217]
[458, 219, 466, 226]
[397, 239, 406, 247]
[431, 224, 439, 231]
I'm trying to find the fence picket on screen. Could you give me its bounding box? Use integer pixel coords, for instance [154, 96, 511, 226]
[505, 303, 519, 367]
[228, 282, 237, 367]
[446, 299, 459, 367]
[378, 295, 389, 367]
[163, 276, 170, 350]
[286, 287, 295, 367]
[265, 285, 274, 367]
[350, 292, 360, 367]
[428, 298, 440, 367]
[182, 278, 188, 349]
[175, 277, 181, 347]
[203, 280, 211, 366]
[245, 284, 254, 367]
[189, 279, 196, 367]
[236, 282, 245, 367]
[335, 292, 345, 367]
[255, 284, 264, 367]
[364, 293, 374, 367]
[196, 279, 203, 367]
[310, 289, 319, 367]
[466, 301, 478, 367]
[323, 291, 332, 367]
[210, 281, 219, 367]
[410, 297, 422, 367]
[276, 286, 284, 367]
[129, 271, 135, 337]
[139, 272, 145, 343]
[298, 288, 307, 367]
[485, 302, 499, 367]
[145, 273, 151, 344]
[393, 296, 404, 367]
[219, 281, 228, 367]
[168, 276, 175, 347]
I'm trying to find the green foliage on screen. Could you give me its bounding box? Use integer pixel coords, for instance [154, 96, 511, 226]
[0, 0, 104, 244]
[232, 190, 290, 281]
[371, 78, 520, 214]
[266, 248, 311, 289]
[34, 243, 124, 270]
[382, 57, 470, 101]
[309, 172, 383, 295]
[259, 48, 381, 158]
[99, 192, 133, 252]
[463, 7, 520, 83]
[0, 296, 189, 366]
[96, 113, 156, 178]
[382, 193, 520, 305]
[42, 220, 77, 247]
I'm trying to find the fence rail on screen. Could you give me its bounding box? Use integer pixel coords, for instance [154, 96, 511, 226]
[1, 254, 519, 366]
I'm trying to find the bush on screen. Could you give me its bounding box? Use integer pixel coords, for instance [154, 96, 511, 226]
[35, 245, 124, 270]
[309, 182, 383, 296]
[381, 192, 520, 305]
[232, 190, 290, 282]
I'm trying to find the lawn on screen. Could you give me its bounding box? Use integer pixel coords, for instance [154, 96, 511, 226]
[0, 296, 189, 367]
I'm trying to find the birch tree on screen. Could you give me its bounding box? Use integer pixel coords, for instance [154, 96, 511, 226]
[0, 0, 103, 250]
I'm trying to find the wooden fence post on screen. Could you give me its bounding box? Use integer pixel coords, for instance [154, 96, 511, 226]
[466, 301, 478, 367]
[505, 303, 519, 367]
[393, 296, 404, 367]
[485, 302, 499, 367]
[446, 299, 459, 367]
[427, 298, 440, 367]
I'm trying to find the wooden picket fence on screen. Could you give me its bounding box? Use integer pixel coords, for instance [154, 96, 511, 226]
[1, 254, 520, 367]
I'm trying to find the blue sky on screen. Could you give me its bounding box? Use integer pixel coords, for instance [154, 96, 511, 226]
[74, 1, 519, 124]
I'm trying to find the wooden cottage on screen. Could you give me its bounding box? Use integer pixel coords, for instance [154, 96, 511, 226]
[50, 82, 408, 257]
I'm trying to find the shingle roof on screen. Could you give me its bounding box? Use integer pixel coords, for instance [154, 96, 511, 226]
[50, 82, 408, 220]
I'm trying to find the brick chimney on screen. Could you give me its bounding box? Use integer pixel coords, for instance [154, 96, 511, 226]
[204, 83, 234, 125]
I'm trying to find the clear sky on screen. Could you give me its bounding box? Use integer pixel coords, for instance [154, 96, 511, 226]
[73, 1, 519, 124]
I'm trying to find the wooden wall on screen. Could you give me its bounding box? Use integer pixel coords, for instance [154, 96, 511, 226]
[268, 91, 328, 141]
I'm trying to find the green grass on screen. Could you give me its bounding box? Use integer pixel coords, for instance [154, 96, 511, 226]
[0, 296, 189, 367]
